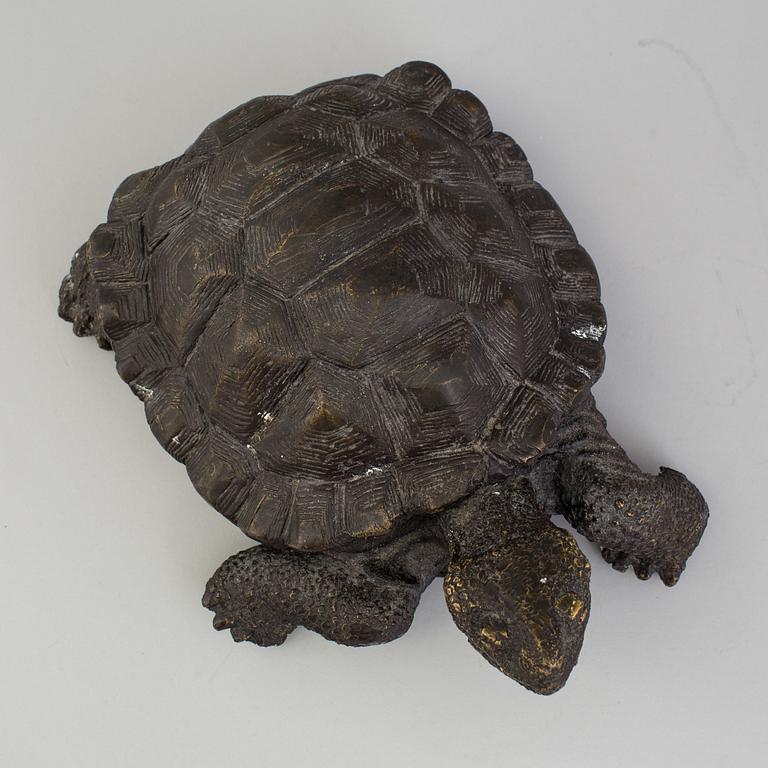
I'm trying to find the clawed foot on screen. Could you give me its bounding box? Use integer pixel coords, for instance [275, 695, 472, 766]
[203, 551, 298, 646]
[203, 528, 447, 648]
[549, 397, 709, 587]
[600, 547, 680, 586]
[562, 463, 708, 587]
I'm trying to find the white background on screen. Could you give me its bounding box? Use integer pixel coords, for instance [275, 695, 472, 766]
[1, 1, 766, 765]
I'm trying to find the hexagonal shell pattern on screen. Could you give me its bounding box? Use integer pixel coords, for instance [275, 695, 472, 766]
[88, 61, 605, 551]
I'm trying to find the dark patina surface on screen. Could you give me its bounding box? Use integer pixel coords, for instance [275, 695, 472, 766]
[59, 61, 708, 693]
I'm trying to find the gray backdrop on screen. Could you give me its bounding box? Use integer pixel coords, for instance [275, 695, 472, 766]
[1, 1, 766, 765]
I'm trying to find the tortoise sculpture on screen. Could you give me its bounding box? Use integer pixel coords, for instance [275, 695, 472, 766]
[58, 61, 708, 694]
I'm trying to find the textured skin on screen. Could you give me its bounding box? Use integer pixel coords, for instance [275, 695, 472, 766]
[59, 62, 709, 694]
[203, 522, 448, 646]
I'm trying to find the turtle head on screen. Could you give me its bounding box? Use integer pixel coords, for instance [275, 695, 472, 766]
[441, 478, 592, 694]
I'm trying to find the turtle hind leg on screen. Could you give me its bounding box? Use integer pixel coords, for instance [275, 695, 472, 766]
[202, 523, 448, 648]
[551, 395, 708, 586]
[441, 479, 591, 695]
[58, 239, 112, 350]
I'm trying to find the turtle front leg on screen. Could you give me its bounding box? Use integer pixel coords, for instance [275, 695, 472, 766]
[441, 479, 591, 694]
[203, 522, 448, 647]
[543, 394, 708, 586]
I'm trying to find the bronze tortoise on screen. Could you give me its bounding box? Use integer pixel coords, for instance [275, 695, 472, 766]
[59, 61, 708, 693]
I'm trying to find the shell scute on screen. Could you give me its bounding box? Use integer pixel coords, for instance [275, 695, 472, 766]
[395, 451, 486, 514]
[292, 223, 461, 368]
[474, 131, 534, 185]
[369, 316, 511, 457]
[380, 61, 452, 110]
[188, 95, 292, 157]
[242, 157, 419, 294]
[432, 88, 493, 143]
[510, 183, 578, 247]
[185, 429, 255, 521]
[184, 278, 307, 443]
[250, 360, 396, 482]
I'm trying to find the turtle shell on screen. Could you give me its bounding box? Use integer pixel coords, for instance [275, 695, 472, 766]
[79, 61, 605, 551]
